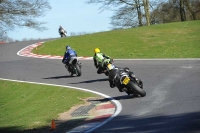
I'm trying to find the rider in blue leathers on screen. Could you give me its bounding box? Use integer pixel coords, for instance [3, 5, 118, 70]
[62, 46, 77, 69]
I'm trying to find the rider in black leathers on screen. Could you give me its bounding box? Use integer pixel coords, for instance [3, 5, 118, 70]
[108, 67, 143, 94]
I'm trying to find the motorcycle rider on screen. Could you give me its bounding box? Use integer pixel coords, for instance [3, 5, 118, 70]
[93, 48, 112, 74]
[58, 25, 67, 37]
[62, 46, 77, 70]
[108, 67, 143, 94]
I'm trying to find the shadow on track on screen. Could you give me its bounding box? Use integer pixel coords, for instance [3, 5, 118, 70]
[69, 78, 108, 84]
[1, 112, 200, 133]
[42, 75, 73, 79]
[99, 112, 200, 133]
[89, 95, 139, 102]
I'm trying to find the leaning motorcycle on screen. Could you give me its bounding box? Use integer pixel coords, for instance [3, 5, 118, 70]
[108, 68, 146, 97]
[66, 57, 82, 76]
[60, 29, 67, 37]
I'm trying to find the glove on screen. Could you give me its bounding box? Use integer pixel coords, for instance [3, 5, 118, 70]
[124, 67, 129, 72]
[110, 58, 114, 63]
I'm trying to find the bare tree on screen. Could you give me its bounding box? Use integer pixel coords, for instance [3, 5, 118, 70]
[136, 0, 143, 26]
[6, 37, 15, 43]
[119, 0, 149, 25]
[152, 0, 181, 23]
[0, 0, 51, 33]
[151, 0, 200, 23]
[0, 31, 7, 41]
[86, 0, 151, 27]
[180, 0, 186, 21]
[110, 5, 142, 28]
[184, 0, 200, 20]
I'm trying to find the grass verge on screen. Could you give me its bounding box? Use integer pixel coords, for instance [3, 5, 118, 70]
[32, 20, 200, 59]
[0, 79, 98, 132]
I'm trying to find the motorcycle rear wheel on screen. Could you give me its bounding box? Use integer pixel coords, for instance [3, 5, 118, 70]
[68, 65, 73, 76]
[127, 81, 146, 97]
[61, 33, 66, 37]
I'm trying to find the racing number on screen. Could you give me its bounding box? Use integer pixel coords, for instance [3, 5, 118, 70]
[122, 77, 130, 85]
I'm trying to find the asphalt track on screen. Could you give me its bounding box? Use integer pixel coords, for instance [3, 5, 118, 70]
[0, 40, 200, 133]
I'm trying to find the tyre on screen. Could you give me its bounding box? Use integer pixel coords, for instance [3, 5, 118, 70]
[68, 65, 73, 76]
[61, 33, 66, 37]
[75, 64, 81, 76]
[127, 81, 146, 97]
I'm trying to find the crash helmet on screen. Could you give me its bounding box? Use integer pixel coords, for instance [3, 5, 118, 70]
[66, 46, 71, 50]
[94, 48, 100, 53]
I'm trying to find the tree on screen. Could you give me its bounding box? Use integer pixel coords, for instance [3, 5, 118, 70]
[86, 0, 150, 27]
[136, 0, 143, 26]
[151, 0, 183, 23]
[184, 0, 200, 20]
[0, 31, 7, 41]
[0, 0, 51, 33]
[151, 0, 200, 23]
[110, 4, 142, 28]
[180, 0, 186, 21]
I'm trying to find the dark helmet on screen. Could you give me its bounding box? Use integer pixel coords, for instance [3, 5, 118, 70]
[66, 46, 71, 50]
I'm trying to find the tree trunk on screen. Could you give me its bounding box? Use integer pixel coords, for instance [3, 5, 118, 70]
[135, 0, 143, 26]
[143, 0, 150, 26]
[146, 0, 150, 25]
[180, 0, 186, 21]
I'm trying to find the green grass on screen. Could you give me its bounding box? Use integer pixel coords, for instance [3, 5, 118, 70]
[33, 20, 200, 58]
[0, 80, 98, 131]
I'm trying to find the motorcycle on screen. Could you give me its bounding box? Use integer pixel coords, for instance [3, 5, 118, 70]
[100, 58, 114, 76]
[108, 67, 146, 97]
[65, 57, 82, 76]
[60, 29, 67, 37]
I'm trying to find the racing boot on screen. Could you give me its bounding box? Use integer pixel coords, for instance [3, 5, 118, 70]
[109, 80, 115, 88]
[118, 88, 123, 92]
[65, 64, 68, 70]
[97, 68, 103, 74]
[125, 90, 131, 95]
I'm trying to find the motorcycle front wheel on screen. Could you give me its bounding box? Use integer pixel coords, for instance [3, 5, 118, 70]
[127, 81, 146, 97]
[75, 63, 81, 76]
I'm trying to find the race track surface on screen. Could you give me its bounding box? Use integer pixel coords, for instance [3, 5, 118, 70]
[0, 40, 200, 133]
